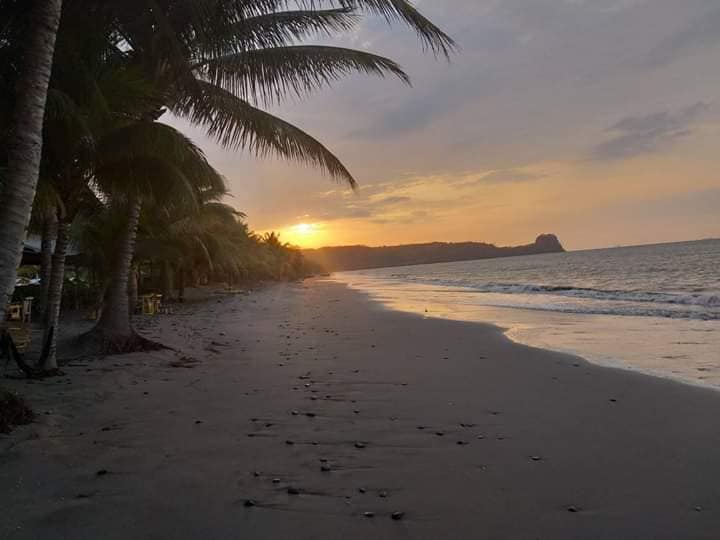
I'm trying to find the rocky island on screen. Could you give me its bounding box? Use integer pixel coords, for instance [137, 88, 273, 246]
[303, 234, 565, 271]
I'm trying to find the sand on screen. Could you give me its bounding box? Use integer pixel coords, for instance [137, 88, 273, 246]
[1, 279, 720, 539]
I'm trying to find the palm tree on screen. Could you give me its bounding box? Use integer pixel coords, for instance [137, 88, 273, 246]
[27, 182, 59, 319]
[32, 27, 163, 368]
[80, 0, 452, 353]
[135, 190, 246, 299]
[108, 0, 454, 187]
[0, 0, 63, 331]
[2, 0, 454, 360]
[83, 122, 226, 352]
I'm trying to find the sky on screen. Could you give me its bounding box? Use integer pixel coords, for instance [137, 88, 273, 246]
[171, 0, 720, 250]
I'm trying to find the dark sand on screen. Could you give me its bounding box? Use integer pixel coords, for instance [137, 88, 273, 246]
[2, 279, 720, 539]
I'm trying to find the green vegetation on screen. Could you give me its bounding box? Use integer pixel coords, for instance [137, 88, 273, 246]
[0, 0, 453, 371]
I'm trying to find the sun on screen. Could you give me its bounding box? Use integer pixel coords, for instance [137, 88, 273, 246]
[279, 222, 327, 248]
[294, 223, 313, 235]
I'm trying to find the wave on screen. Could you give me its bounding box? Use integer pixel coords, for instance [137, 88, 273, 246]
[380, 274, 720, 319]
[473, 300, 720, 321]
[388, 276, 719, 307]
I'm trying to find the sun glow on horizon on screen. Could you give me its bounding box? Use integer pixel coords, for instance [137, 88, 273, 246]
[276, 222, 328, 248]
[294, 223, 313, 235]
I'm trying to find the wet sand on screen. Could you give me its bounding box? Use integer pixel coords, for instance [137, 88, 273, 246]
[2, 279, 720, 539]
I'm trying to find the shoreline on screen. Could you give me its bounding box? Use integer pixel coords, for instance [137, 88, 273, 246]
[504, 328, 720, 394]
[362, 285, 720, 394]
[369, 285, 720, 394]
[2, 279, 720, 538]
[334, 273, 720, 392]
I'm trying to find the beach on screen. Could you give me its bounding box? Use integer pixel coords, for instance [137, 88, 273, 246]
[2, 278, 720, 539]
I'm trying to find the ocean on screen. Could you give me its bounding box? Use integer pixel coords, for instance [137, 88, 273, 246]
[334, 239, 720, 389]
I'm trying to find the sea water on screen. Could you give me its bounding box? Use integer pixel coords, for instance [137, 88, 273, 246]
[334, 239, 720, 389]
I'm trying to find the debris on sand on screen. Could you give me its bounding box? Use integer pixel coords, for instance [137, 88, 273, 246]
[0, 390, 33, 434]
[168, 356, 200, 369]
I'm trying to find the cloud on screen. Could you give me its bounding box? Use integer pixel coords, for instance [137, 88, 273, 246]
[370, 210, 431, 226]
[297, 165, 547, 228]
[477, 169, 546, 184]
[178, 0, 720, 249]
[590, 102, 710, 161]
[373, 195, 412, 206]
[303, 192, 414, 223]
[351, 92, 455, 139]
[642, 7, 720, 68]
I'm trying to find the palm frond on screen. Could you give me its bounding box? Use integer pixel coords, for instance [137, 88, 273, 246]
[196, 45, 409, 104]
[95, 155, 197, 207]
[172, 79, 356, 187]
[199, 8, 358, 54]
[97, 122, 194, 160]
[94, 121, 226, 205]
[228, 1, 456, 57]
[345, 0, 456, 57]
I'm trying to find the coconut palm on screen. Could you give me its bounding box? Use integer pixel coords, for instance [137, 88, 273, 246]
[108, 0, 454, 187]
[79, 0, 452, 352]
[1, 0, 454, 360]
[83, 122, 226, 351]
[27, 182, 59, 319]
[32, 27, 164, 368]
[0, 0, 63, 331]
[135, 190, 246, 299]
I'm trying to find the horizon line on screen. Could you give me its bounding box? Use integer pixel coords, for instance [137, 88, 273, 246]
[300, 236, 718, 252]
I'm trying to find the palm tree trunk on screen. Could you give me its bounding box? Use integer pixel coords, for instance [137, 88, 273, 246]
[40, 220, 71, 370]
[0, 0, 63, 330]
[72, 266, 80, 311]
[93, 196, 142, 342]
[128, 263, 139, 316]
[39, 212, 57, 321]
[177, 266, 185, 303]
[161, 260, 174, 301]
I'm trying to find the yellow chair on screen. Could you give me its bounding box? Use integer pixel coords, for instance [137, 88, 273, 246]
[140, 294, 156, 315]
[7, 326, 31, 354]
[22, 297, 33, 323]
[6, 303, 22, 322]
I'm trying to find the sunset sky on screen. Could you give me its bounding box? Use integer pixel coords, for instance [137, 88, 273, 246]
[171, 0, 720, 250]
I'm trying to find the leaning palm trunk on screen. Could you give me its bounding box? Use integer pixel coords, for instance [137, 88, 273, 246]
[161, 260, 174, 301]
[85, 197, 162, 353]
[177, 266, 185, 303]
[40, 220, 71, 370]
[128, 263, 139, 317]
[39, 213, 57, 320]
[94, 197, 140, 342]
[0, 0, 63, 329]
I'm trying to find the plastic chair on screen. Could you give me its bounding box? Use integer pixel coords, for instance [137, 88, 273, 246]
[140, 294, 156, 315]
[22, 297, 33, 323]
[6, 304, 22, 322]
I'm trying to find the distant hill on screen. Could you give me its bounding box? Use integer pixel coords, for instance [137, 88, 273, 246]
[303, 234, 565, 272]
